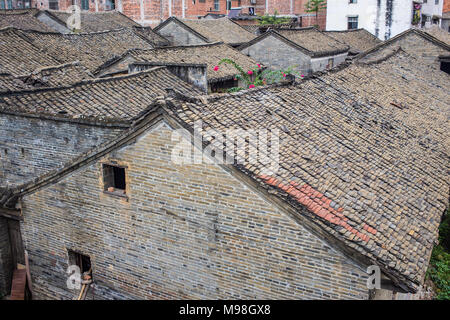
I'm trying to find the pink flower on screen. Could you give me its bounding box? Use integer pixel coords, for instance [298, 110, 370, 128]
[257, 64, 261, 69]
[249, 84, 255, 88]
[300, 74, 305, 78]
[247, 70, 253, 75]
[214, 66, 219, 71]
[282, 73, 286, 77]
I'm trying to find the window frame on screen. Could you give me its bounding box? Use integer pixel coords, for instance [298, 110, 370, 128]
[347, 16, 358, 30]
[102, 162, 128, 198]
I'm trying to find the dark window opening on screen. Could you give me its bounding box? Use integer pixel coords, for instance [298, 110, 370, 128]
[440, 61, 450, 75]
[48, 0, 59, 10]
[210, 79, 239, 93]
[348, 16, 358, 30]
[105, 0, 115, 10]
[103, 164, 126, 193]
[68, 250, 91, 274]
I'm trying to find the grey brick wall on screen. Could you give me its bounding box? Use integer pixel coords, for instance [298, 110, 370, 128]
[20, 121, 369, 300]
[156, 22, 208, 46]
[0, 114, 125, 186]
[0, 218, 12, 298]
[240, 35, 312, 75]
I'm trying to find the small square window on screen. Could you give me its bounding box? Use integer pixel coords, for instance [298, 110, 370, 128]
[348, 16, 358, 30]
[103, 164, 126, 194]
[68, 250, 91, 274]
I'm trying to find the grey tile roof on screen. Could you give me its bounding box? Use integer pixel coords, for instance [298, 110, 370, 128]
[19, 28, 156, 74]
[0, 9, 55, 32]
[357, 28, 450, 64]
[0, 66, 202, 123]
[104, 42, 261, 82]
[0, 27, 61, 77]
[24, 61, 94, 88]
[163, 50, 449, 292]
[43, 10, 140, 33]
[0, 73, 33, 92]
[325, 29, 382, 54]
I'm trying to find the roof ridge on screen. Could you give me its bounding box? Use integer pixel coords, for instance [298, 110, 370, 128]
[0, 66, 167, 97]
[21, 26, 133, 36]
[30, 61, 82, 74]
[356, 28, 450, 60]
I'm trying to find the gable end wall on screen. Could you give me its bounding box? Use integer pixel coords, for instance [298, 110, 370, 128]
[19, 120, 369, 300]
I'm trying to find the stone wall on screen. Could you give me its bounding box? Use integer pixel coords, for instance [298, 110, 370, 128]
[156, 21, 208, 46]
[20, 120, 369, 300]
[0, 113, 125, 187]
[240, 35, 312, 75]
[0, 218, 12, 298]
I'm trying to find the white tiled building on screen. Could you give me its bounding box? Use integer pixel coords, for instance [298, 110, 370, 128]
[326, 0, 444, 40]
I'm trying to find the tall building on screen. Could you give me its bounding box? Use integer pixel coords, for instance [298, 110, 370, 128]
[9, 1, 327, 29]
[326, 0, 444, 40]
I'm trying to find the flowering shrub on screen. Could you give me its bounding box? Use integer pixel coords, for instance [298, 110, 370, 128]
[214, 58, 304, 92]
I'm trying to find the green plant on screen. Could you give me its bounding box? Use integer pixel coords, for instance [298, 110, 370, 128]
[258, 10, 291, 25]
[426, 208, 450, 300]
[214, 59, 305, 92]
[305, 0, 327, 25]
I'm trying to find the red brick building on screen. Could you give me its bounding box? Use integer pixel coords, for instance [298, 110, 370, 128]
[444, 0, 450, 13]
[11, 0, 326, 29]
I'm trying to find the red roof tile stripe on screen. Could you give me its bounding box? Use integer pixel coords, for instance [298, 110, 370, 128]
[259, 175, 374, 242]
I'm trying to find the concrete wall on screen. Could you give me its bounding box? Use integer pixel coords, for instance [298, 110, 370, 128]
[156, 21, 208, 46]
[441, 18, 450, 32]
[20, 120, 369, 300]
[0, 113, 125, 187]
[326, 0, 444, 40]
[36, 11, 71, 33]
[0, 218, 12, 298]
[311, 52, 348, 73]
[240, 35, 312, 75]
[129, 63, 208, 93]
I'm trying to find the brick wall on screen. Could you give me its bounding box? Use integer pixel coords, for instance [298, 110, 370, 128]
[0, 218, 12, 298]
[20, 120, 369, 300]
[240, 34, 346, 75]
[0, 114, 125, 186]
[240, 34, 312, 74]
[444, 0, 450, 13]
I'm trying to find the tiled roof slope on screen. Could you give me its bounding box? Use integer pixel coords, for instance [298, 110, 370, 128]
[132, 26, 171, 47]
[0, 62, 93, 92]
[276, 27, 349, 55]
[357, 29, 450, 67]
[424, 26, 450, 45]
[110, 43, 260, 82]
[0, 9, 55, 32]
[44, 10, 140, 32]
[163, 51, 449, 291]
[321, 48, 449, 174]
[179, 17, 256, 45]
[0, 67, 202, 123]
[0, 74, 33, 92]
[325, 29, 382, 53]
[19, 28, 156, 74]
[0, 28, 61, 77]
[25, 62, 94, 87]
